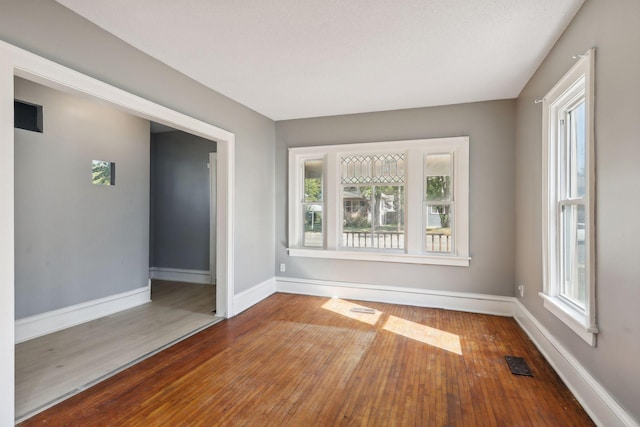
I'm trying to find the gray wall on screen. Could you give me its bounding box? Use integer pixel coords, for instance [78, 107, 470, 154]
[14, 77, 150, 318]
[150, 131, 216, 271]
[276, 100, 516, 295]
[515, 0, 640, 421]
[0, 0, 276, 295]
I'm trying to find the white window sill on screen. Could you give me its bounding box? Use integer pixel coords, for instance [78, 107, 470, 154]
[538, 292, 598, 346]
[288, 248, 470, 267]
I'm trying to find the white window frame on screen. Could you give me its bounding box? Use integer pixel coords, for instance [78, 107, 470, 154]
[541, 48, 597, 346]
[288, 137, 470, 266]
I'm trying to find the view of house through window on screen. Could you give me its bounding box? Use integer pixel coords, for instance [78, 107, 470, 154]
[425, 153, 453, 253]
[340, 153, 405, 249]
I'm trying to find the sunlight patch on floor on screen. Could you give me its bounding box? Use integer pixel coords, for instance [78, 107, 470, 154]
[321, 298, 462, 355]
[382, 315, 463, 355]
[321, 298, 382, 325]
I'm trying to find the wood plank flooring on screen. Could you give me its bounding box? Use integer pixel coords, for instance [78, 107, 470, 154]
[16, 281, 217, 422]
[19, 293, 595, 426]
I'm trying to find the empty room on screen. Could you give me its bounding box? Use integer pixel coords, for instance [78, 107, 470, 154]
[0, 0, 638, 426]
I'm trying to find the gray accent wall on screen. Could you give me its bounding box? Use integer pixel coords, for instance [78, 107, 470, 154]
[0, 0, 276, 296]
[276, 100, 516, 296]
[515, 0, 640, 421]
[150, 131, 216, 272]
[14, 77, 150, 319]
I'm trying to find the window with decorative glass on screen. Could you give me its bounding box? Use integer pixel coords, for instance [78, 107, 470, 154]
[541, 48, 597, 346]
[340, 153, 405, 250]
[288, 137, 469, 266]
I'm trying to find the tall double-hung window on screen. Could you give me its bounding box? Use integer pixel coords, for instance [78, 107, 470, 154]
[541, 48, 597, 345]
[288, 137, 469, 266]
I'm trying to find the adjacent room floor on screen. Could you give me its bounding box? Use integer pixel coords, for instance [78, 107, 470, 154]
[19, 293, 594, 426]
[15, 280, 218, 422]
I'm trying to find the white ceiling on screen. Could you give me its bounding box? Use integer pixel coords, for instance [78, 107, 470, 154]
[56, 0, 584, 121]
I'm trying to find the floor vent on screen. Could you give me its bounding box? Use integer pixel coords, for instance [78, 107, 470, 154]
[349, 307, 376, 314]
[505, 355, 533, 377]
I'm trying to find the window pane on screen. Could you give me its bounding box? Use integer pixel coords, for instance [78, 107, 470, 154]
[567, 101, 586, 199]
[372, 186, 404, 249]
[425, 204, 452, 253]
[342, 186, 372, 248]
[561, 204, 586, 309]
[303, 204, 323, 247]
[341, 185, 405, 249]
[92, 160, 115, 185]
[304, 159, 323, 202]
[425, 154, 452, 201]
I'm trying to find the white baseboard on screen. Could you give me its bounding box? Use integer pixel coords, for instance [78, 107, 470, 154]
[233, 277, 277, 315]
[15, 285, 151, 344]
[275, 276, 515, 316]
[514, 300, 638, 427]
[149, 267, 212, 285]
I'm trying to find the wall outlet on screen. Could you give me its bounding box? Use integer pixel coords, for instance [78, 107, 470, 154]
[517, 284, 525, 298]
[279, 263, 286, 273]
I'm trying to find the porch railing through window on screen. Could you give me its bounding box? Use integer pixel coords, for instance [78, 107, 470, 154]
[342, 231, 403, 249]
[425, 233, 451, 253]
[341, 231, 451, 252]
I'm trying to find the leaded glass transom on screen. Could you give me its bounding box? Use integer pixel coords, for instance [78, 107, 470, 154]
[340, 153, 405, 184]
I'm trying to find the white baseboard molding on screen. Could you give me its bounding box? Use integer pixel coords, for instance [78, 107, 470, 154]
[149, 267, 212, 285]
[15, 285, 150, 344]
[275, 276, 515, 317]
[514, 300, 638, 427]
[233, 277, 277, 315]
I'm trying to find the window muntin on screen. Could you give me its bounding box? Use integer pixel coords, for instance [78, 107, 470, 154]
[541, 48, 596, 345]
[288, 137, 469, 266]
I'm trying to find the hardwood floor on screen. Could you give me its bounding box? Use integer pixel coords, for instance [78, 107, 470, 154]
[20, 293, 594, 426]
[15, 281, 217, 422]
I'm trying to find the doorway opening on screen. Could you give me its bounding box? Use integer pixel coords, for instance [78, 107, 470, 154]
[148, 122, 218, 327]
[149, 123, 217, 293]
[13, 77, 225, 422]
[1, 40, 235, 423]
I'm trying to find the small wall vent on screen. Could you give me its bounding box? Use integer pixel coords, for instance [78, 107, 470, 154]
[14, 100, 43, 133]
